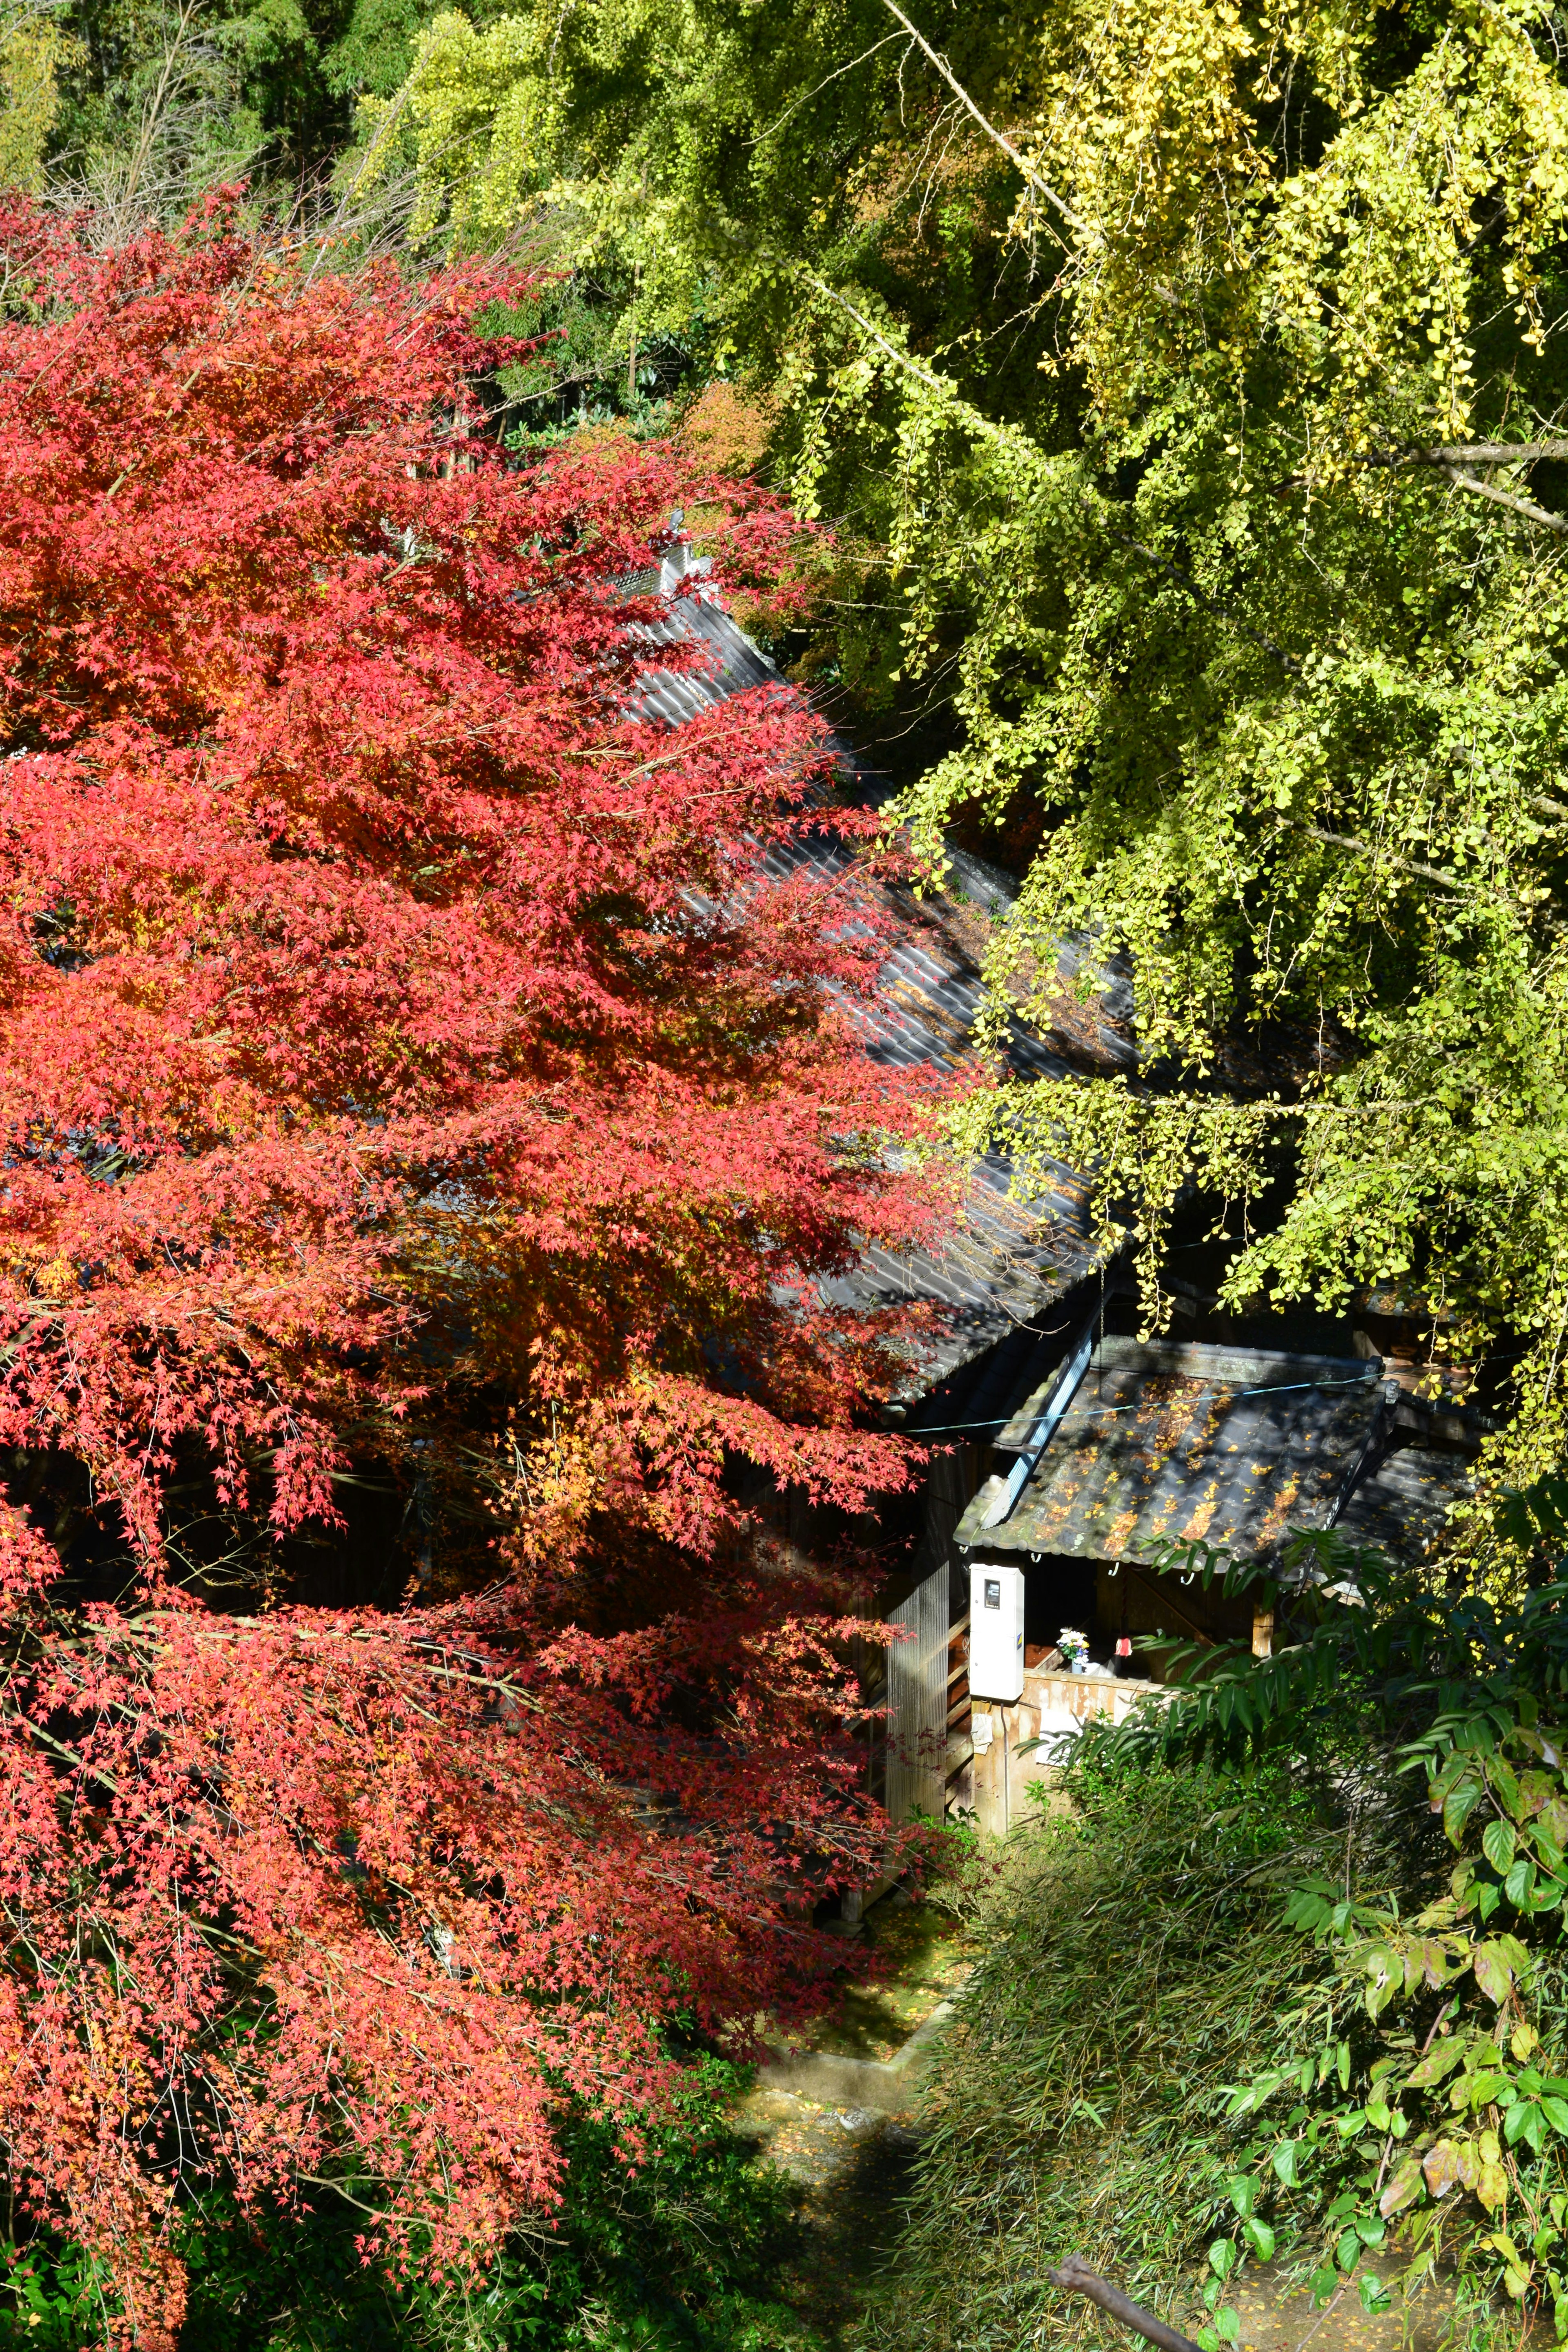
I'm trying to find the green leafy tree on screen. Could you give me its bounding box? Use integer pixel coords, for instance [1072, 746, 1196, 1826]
[368, 0, 1568, 1508]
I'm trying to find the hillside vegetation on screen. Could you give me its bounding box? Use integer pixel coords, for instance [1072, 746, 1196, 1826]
[0, 4, 1559, 2347]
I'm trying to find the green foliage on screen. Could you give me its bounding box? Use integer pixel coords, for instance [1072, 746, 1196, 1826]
[481, 278, 706, 452]
[857, 1752, 1430, 2352]
[0, 2062, 820, 2350]
[363, 0, 1568, 1513]
[0, 12, 79, 191]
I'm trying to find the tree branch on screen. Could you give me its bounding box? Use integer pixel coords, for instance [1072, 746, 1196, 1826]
[1047, 2256, 1204, 2352]
[1284, 820, 1468, 893]
[1437, 463, 1568, 534]
[1426, 441, 1568, 463]
[1269, 443, 1568, 533]
[878, 0, 1096, 245]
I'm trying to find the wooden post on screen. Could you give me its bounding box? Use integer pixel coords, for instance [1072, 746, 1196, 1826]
[1251, 1602, 1274, 1658]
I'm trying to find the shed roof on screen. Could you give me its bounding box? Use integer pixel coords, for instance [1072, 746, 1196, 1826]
[1334, 1446, 1473, 1561]
[951, 1336, 1465, 1566]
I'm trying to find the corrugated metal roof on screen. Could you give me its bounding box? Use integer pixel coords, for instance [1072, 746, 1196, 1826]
[631, 584, 785, 722]
[635, 557, 1114, 1387]
[952, 1336, 1427, 1563]
[821, 1154, 1094, 1392]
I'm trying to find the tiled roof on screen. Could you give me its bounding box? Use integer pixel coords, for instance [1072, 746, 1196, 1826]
[951, 1336, 1470, 1567]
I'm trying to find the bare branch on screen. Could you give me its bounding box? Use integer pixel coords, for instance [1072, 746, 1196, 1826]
[1426, 441, 1568, 463]
[1047, 2256, 1203, 2352]
[1437, 463, 1568, 534]
[878, 0, 1096, 245]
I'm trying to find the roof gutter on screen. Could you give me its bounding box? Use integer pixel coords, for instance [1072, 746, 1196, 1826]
[979, 1289, 1104, 1530]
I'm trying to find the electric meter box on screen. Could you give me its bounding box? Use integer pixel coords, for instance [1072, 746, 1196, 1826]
[969, 1561, 1025, 1703]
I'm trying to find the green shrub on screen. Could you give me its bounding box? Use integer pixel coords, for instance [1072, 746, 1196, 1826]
[860, 1748, 1440, 2352]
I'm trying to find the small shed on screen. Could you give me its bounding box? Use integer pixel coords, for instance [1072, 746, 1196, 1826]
[884, 1330, 1473, 1829]
[959, 1333, 1393, 1639]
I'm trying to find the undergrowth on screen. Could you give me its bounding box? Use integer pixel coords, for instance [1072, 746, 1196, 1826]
[0, 2059, 821, 2352]
[867, 1500, 1568, 2352]
[859, 1752, 1466, 2352]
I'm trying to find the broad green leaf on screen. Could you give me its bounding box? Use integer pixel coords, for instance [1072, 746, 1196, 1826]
[1243, 2218, 1275, 2263]
[1446, 1783, 1484, 1843]
[1484, 1819, 1518, 1875]
[1507, 2100, 1548, 2155]
[1272, 2140, 1301, 2187]
[1405, 2037, 1468, 2089]
[1530, 1824, 1565, 1874]
[1505, 1857, 1537, 1907]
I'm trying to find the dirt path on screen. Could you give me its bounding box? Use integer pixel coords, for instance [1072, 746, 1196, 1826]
[1229, 2257, 1481, 2352]
[727, 1889, 971, 2338]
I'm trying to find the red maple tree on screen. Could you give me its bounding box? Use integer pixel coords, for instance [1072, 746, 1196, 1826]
[0, 198, 947, 2340]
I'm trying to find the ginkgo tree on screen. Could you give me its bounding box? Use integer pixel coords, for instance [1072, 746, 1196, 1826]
[0, 194, 946, 2344]
[370, 0, 1568, 1511]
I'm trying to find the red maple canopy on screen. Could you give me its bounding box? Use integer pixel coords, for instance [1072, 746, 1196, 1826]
[0, 198, 946, 2340]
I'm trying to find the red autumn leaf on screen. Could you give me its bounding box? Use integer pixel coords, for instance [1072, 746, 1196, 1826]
[0, 196, 957, 2343]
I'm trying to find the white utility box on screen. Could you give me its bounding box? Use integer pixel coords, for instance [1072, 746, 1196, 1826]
[969, 1561, 1025, 1703]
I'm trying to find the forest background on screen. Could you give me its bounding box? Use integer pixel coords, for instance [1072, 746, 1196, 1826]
[2, 2, 1568, 2351]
